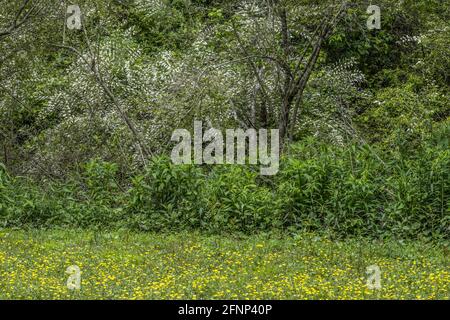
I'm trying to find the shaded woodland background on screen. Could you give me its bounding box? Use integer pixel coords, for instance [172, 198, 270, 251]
[0, 0, 448, 239]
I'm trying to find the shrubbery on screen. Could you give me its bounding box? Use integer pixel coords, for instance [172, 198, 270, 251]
[0, 137, 448, 240]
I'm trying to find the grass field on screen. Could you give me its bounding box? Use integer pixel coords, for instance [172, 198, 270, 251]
[0, 229, 448, 300]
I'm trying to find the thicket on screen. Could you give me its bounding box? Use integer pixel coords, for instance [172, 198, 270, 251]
[1, 129, 448, 240]
[0, 1, 448, 240]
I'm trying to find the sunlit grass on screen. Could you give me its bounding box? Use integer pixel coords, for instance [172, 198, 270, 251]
[0, 229, 448, 299]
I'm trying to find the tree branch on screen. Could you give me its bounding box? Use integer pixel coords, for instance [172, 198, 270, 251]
[0, 0, 40, 38]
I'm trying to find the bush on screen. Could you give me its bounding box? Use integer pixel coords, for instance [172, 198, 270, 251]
[126, 156, 205, 231]
[0, 137, 448, 240]
[203, 165, 279, 233]
[277, 141, 387, 237]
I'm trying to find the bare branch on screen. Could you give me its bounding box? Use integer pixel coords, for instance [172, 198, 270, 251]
[0, 0, 40, 39]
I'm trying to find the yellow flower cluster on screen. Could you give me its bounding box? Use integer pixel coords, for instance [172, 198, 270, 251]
[0, 230, 448, 299]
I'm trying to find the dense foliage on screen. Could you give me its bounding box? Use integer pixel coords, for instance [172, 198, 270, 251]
[1, 135, 448, 240]
[0, 0, 448, 240]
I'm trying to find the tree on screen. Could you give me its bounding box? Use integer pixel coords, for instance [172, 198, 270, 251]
[229, 0, 351, 148]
